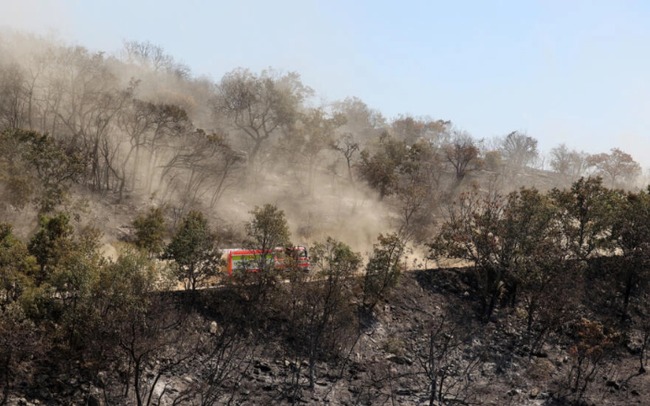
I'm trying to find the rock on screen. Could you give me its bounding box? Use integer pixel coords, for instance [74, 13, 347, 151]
[480, 362, 497, 377]
[507, 388, 521, 396]
[87, 394, 103, 406]
[626, 333, 644, 354]
[386, 355, 413, 365]
[255, 360, 273, 373]
[529, 387, 540, 398]
[96, 371, 107, 388]
[396, 388, 414, 396]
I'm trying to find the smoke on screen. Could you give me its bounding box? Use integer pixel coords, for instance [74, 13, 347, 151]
[0, 0, 72, 40]
[0, 31, 399, 257]
[148, 154, 397, 258]
[4, 27, 646, 265]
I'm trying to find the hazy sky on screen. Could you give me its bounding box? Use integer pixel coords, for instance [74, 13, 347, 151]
[1, 0, 649, 167]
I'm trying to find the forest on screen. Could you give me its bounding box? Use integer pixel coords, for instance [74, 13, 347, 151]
[1, 31, 649, 405]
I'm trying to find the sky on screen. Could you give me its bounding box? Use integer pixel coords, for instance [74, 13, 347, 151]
[1, 0, 649, 168]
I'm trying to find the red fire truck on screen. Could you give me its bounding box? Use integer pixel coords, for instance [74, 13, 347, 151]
[221, 246, 309, 275]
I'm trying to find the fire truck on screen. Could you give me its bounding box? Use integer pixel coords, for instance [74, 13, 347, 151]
[221, 246, 309, 275]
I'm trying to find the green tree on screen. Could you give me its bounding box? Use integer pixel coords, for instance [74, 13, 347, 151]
[20, 130, 86, 210]
[429, 189, 506, 320]
[358, 135, 442, 241]
[95, 248, 158, 307]
[363, 233, 405, 311]
[49, 225, 104, 349]
[501, 188, 570, 352]
[25, 218, 103, 346]
[164, 210, 219, 291]
[0, 129, 85, 212]
[358, 134, 409, 199]
[610, 187, 650, 321]
[28, 213, 74, 285]
[0, 223, 37, 306]
[132, 206, 166, 257]
[550, 177, 621, 262]
[233, 204, 292, 305]
[0, 303, 45, 405]
[430, 187, 563, 321]
[245, 204, 291, 262]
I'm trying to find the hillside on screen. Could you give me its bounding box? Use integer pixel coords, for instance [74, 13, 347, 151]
[3, 265, 649, 406]
[2, 31, 650, 406]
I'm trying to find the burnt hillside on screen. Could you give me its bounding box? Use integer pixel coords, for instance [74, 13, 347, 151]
[3, 263, 649, 406]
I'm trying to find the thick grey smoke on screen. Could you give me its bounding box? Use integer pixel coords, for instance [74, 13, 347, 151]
[0, 31, 400, 257]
